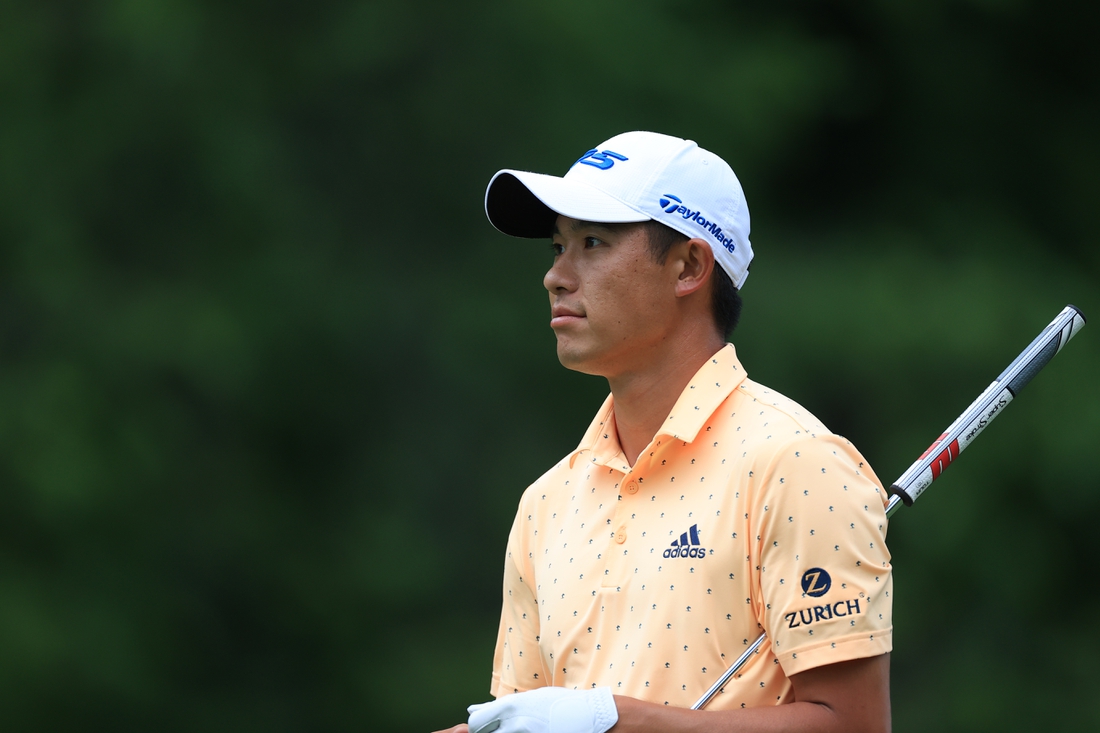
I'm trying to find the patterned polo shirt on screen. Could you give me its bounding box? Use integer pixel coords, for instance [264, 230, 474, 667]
[490, 344, 892, 710]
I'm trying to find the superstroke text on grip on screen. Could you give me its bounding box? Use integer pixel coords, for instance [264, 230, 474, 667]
[891, 304, 1086, 506]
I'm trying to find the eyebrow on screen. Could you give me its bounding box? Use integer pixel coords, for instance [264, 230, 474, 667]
[551, 220, 619, 238]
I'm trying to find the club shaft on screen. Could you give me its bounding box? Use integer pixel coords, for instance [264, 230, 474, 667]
[690, 305, 1085, 711]
[691, 635, 766, 711]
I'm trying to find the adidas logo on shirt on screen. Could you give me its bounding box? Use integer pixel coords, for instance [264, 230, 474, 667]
[663, 524, 707, 559]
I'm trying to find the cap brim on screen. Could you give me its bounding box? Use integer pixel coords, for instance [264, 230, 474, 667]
[485, 170, 650, 238]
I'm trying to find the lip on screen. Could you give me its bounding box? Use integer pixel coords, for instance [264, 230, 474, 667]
[550, 305, 585, 328]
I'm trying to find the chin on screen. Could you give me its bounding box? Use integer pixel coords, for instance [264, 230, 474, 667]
[555, 341, 608, 377]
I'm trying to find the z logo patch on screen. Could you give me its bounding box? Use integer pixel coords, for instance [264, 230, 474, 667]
[801, 568, 831, 597]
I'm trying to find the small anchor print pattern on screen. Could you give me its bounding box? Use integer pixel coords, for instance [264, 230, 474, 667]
[490, 344, 893, 710]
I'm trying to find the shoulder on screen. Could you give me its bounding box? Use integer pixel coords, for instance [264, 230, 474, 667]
[732, 377, 831, 435]
[514, 449, 585, 514]
[724, 378, 883, 495]
[722, 377, 834, 461]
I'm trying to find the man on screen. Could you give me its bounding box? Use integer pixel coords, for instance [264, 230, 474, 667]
[434, 132, 892, 733]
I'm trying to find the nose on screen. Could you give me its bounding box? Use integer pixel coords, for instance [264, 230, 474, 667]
[544, 250, 577, 295]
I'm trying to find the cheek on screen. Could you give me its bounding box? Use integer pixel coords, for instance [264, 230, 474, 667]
[591, 267, 667, 329]
[624, 256, 671, 303]
[592, 273, 634, 315]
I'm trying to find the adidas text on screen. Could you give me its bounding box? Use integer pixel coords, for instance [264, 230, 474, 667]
[663, 523, 707, 559]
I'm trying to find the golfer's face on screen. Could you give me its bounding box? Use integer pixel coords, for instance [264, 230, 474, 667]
[545, 216, 679, 376]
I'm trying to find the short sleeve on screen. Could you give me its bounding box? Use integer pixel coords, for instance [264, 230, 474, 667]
[749, 434, 893, 677]
[490, 494, 550, 697]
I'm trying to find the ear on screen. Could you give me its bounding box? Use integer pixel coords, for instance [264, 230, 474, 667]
[672, 238, 716, 299]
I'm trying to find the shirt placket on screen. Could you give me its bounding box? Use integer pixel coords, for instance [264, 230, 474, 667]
[602, 461, 644, 591]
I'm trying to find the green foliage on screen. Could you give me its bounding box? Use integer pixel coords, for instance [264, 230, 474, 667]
[0, 1, 1096, 730]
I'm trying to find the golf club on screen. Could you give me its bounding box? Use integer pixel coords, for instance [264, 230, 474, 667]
[691, 304, 1087, 710]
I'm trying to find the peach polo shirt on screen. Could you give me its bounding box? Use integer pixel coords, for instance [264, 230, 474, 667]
[490, 344, 892, 709]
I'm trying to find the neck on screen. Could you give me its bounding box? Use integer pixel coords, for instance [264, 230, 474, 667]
[608, 332, 727, 466]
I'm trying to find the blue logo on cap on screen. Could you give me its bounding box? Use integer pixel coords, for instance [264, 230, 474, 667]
[576, 149, 628, 170]
[657, 194, 737, 253]
[801, 568, 832, 597]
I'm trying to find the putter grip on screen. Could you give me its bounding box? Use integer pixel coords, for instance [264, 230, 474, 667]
[891, 305, 1086, 506]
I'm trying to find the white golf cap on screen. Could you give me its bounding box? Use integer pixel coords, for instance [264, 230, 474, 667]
[485, 131, 753, 289]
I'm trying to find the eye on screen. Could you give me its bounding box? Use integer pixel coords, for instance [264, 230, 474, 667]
[584, 236, 603, 248]
[550, 242, 564, 255]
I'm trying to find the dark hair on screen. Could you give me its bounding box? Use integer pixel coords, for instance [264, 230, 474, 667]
[640, 220, 743, 338]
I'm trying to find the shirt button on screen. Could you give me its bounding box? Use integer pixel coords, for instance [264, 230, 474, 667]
[626, 481, 639, 495]
[615, 528, 627, 544]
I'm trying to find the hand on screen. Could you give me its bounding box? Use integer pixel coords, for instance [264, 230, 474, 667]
[466, 687, 618, 733]
[430, 726, 468, 733]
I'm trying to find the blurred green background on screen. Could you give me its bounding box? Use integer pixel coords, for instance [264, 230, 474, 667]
[1, 1, 1098, 730]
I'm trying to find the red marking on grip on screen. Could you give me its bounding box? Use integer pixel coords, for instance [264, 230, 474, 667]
[930, 439, 960, 480]
[919, 432, 949, 461]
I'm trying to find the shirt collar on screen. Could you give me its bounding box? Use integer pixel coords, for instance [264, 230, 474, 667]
[570, 343, 749, 470]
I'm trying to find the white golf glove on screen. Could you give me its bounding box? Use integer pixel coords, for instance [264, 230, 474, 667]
[466, 687, 618, 733]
